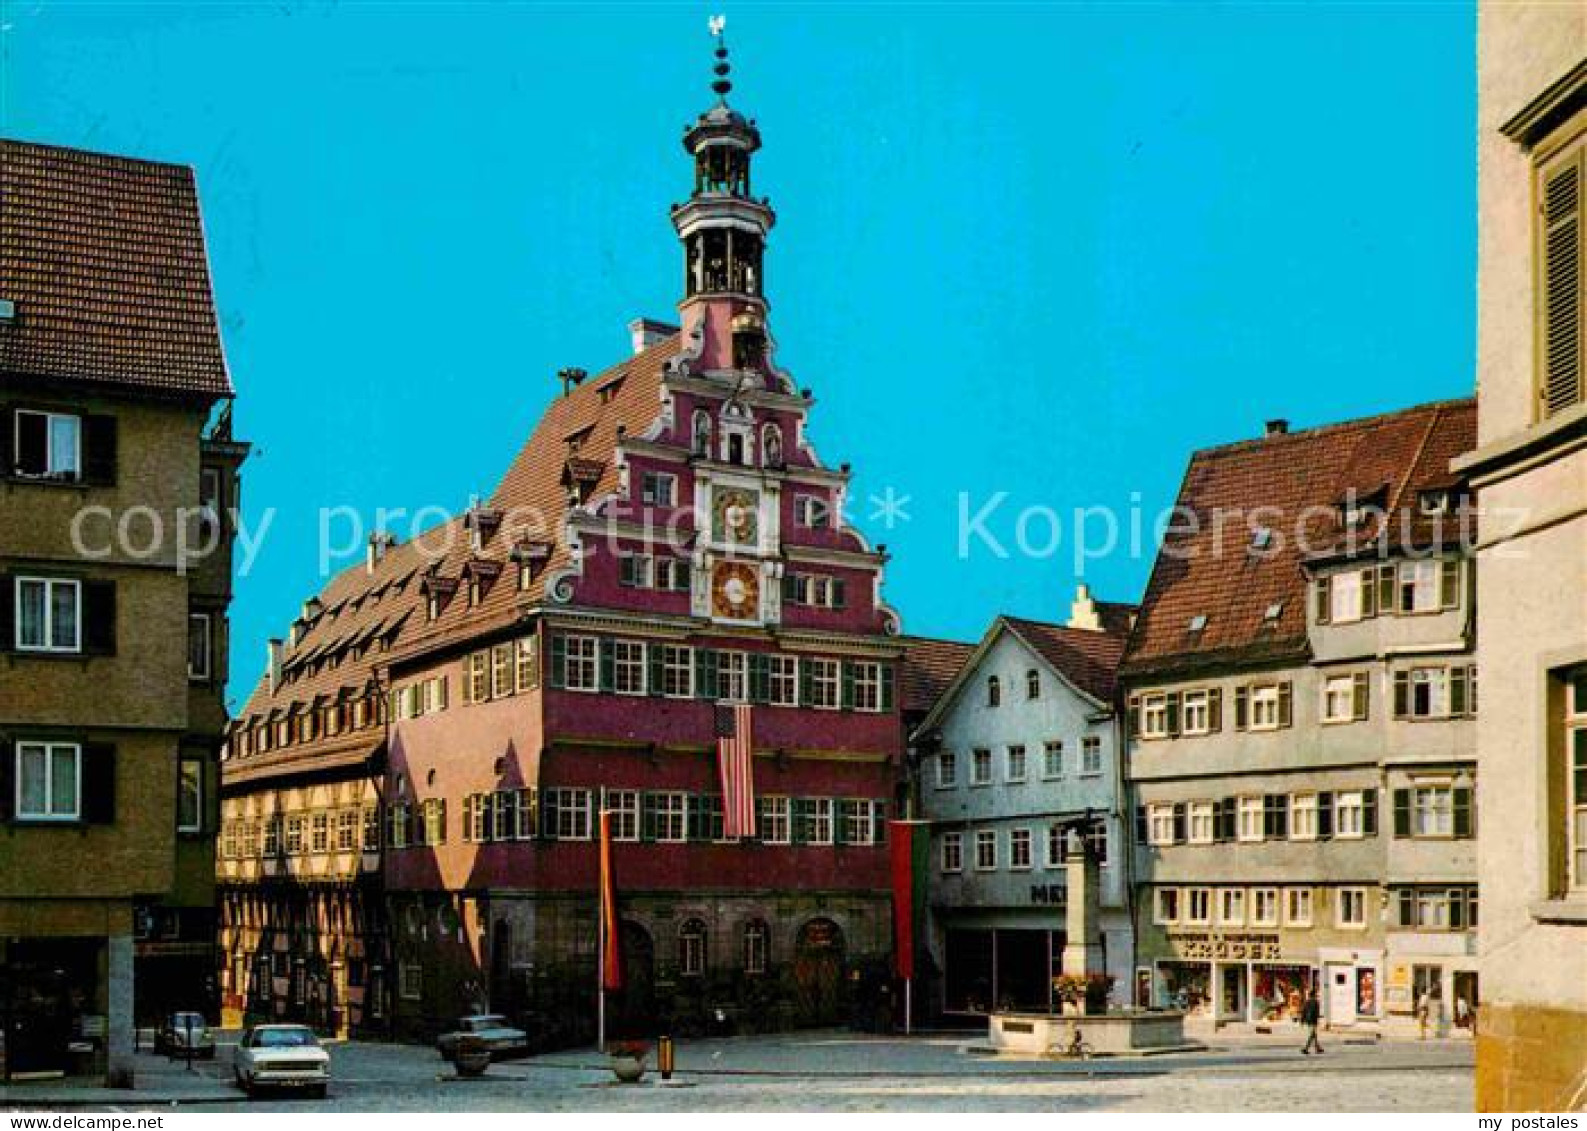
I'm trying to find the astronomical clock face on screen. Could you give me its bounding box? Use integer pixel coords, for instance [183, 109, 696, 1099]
[711, 561, 760, 620]
[711, 486, 760, 546]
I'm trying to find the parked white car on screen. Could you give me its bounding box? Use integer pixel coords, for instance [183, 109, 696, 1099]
[234, 1024, 330, 1098]
[436, 1014, 530, 1061]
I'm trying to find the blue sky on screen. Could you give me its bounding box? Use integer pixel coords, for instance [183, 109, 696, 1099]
[3, 2, 1476, 706]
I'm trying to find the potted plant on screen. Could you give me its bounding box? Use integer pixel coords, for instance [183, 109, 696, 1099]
[1054, 974, 1115, 1017]
[608, 1038, 649, 1083]
[453, 1034, 491, 1078]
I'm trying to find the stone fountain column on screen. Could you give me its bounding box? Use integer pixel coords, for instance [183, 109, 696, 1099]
[1061, 829, 1104, 980]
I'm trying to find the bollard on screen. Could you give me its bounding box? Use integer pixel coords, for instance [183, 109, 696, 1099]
[658, 1034, 675, 1081]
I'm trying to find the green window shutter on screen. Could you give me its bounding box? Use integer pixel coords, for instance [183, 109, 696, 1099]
[1208, 687, 1222, 731]
[782, 574, 800, 603]
[831, 579, 847, 609]
[619, 555, 637, 587]
[539, 791, 557, 839]
[1451, 666, 1469, 717]
[1362, 789, 1378, 836]
[841, 662, 856, 711]
[82, 414, 118, 486]
[1453, 787, 1474, 838]
[1440, 559, 1461, 609]
[687, 794, 705, 842]
[700, 649, 721, 700]
[82, 580, 117, 655]
[1317, 792, 1334, 839]
[599, 639, 616, 692]
[649, 645, 666, 696]
[1397, 889, 1415, 928]
[799, 659, 814, 707]
[1392, 788, 1411, 838]
[1361, 568, 1378, 618]
[1234, 686, 1249, 730]
[1278, 682, 1293, 728]
[549, 635, 568, 689]
[833, 801, 849, 846]
[1541, 151, 1584, 418]
[82, 742, 117, 824]
[1314, 576, 1331, 624]
[1165, 692, 1181, 737]
[791, 799, 810, 845]
[1126, 695, 1141, 738]
[641, 793, 658, 842]
[879, 664, 895, 713]
[749, 653, 769, 703]
[873, 801, 887, 843]
[1393, 671, 1410, 718]
[1352, 672, 1371, 720]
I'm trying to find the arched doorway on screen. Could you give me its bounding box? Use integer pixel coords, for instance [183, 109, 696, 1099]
[611, 921, 656, 1036]
[794, 918, 846, 1027]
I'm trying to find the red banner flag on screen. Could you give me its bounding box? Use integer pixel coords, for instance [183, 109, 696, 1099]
[889, 820, 929, 982]
[715, 703, 756, 838]
[599, 809, 622, 992]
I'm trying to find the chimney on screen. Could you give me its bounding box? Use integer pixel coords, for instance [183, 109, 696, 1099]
[366, 531, 396, 573]
[629, 317, 680, 356]
[1067, 582, 1103, 632]
[1265, 419, 1289, 436]
[266, 638, 285, 695]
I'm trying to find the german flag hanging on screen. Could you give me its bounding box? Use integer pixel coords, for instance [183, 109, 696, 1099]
[599, 809, 623, 992]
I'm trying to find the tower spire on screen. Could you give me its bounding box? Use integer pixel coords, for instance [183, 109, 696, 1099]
[709, 14, 732, 102]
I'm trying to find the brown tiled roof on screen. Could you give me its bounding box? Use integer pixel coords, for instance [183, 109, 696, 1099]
[0, 139, 232, 397]
[226, 336, 680, 782]
[1003, 616, 1129, 703]
[897, 635, 975, 716]
[1121, 398, 1476, 678]
[1093, 600, 1138, 637]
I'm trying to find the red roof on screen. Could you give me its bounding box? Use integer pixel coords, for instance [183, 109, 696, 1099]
[1121, 398, 1476, 678]
[1003, 616, 1129, 703]
[897, 635, 976, 716]
[0, 139, 233, 398]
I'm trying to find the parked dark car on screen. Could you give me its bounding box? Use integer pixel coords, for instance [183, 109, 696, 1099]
[154, 1012, 216, 1058]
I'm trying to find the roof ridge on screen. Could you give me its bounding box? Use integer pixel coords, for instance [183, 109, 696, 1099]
[1190, 396, 1475, 462]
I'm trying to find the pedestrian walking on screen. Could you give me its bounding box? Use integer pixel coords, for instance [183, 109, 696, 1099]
[1300, 989, 1324, 1055]
[1417, 989, 1432, 1040]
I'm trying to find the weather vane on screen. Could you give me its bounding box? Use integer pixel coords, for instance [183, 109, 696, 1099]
[709, 14, 726, 37]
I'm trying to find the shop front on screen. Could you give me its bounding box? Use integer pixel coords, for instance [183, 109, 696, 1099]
[933, 902, 1068, 1016]
[1154, 931, 1323, 1025]
[0, 937, 107, 1080]
[1319, 947, 1383, 1027]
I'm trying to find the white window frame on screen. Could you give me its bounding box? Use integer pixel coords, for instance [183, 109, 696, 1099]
[1409, 667, 1451, 719]
[15, 576, 81, 653]
[613, 640, 646, 696]
[640, 471, 677, 507]
[970, 748, 993, 787]
[1237, 796, 1264, 843]
[1148, 802, 1177, 847]
[1251, 887, 1279, 927]
[842, 798, 877, 846]
[1009, 827, 1032, 871]
[974, 829, 997, 871]
[1569, 671, 1587, 891]
[1184, 887, 1212, 926]
[758, 796, 790, 845]
[1398, 559, 1440, 614]
[1217, 887, 1246, 927]
[655, 792, 688, 843]
[852, 661, 883, 713]
[1249, 684, 1281, 731]
[662, 645, 694, 699]
[1005, 744, 1026, 783]
[1285, 887, 1314, 928]
[15, 741, 82, 821]
[608, 790, 640, 842]
[1329, 569, 1365, 624]
[491, 644, 513, 698]
[1154, 887, 1180, 926]
[767, 656, 798, 706]
[1081, 736, 1103, 776]
[1412, 785, 1454, 838]
[564, 635, 599, 692]
[718, 650, 749, 703]
[1322, 674, 1355, 724]
[515, 637, 536, 691]
[1337, 886, 1369, 930]
[1042, 740, 1063, 779]
[177, 757, 204, 833]
[14, 409, 81, 479]
[1182, 690, 1211, 735]
[743, 922, 768, 975]
[936, 751, 957, 789]
[1188, 801, 1214, 845]
[808, 798, 834, 846]
[1141, 693, 1169, 738]
[550, 788, 592, 841]
[1290, 793, 1318, 841]
[808, 658, 840, 710]
[1046, 824, 1065, 868]
[794, 495, 830, 529]
[941, 831, 962, 874]
[1335, 790, 1365, 839]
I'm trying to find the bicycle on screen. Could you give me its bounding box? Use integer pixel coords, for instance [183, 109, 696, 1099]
[1049, 1025, 1095, 1061]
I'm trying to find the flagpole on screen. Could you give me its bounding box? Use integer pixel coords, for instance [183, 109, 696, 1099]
[597, 805, 606, 1054]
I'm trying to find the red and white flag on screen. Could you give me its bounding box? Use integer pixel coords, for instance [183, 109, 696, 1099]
[715, 702, 756, 838]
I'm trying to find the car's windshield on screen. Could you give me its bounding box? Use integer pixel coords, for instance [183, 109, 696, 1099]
[255, 1028, 318, 1048]
[468, 1016, 506, 1029]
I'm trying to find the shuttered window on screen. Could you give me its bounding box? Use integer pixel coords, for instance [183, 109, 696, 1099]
[1540, 142, 1585, 418]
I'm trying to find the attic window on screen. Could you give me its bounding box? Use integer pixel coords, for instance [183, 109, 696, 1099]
[564, 425, 595, 452]
[1418, 489, 1451, 516]
[596, 377, 625, 404]
[1250, 527, 1274, 552]
[1264, 602, 1284, 621]
[1188, 614, 1208, 633]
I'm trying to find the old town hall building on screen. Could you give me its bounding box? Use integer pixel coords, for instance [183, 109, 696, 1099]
[219, 38, 910, 1042]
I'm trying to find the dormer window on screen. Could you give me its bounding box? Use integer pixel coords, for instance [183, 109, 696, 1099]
[1188, 614, 1208, 633]
[1250, 527, 1274, 552]
[1419, 489, 1451, 516]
